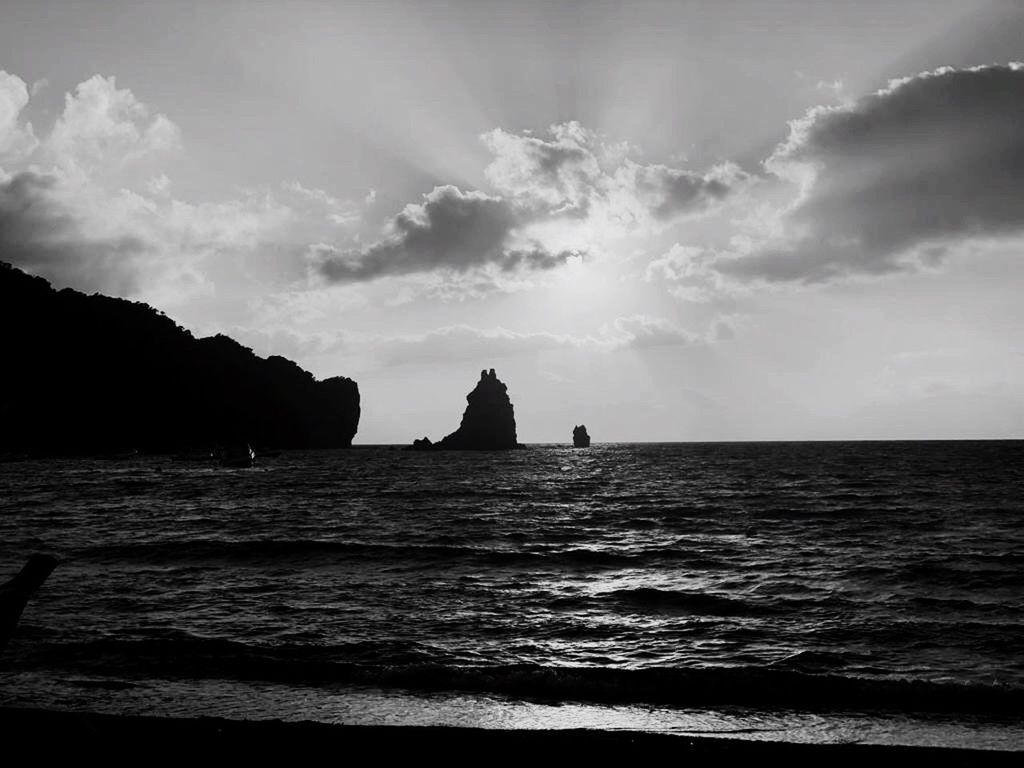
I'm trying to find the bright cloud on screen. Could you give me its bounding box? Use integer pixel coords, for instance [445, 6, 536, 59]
[0, 71, 367, 302]
[0, 71, 38, 158]
[483, 121, 749, 230]
[314, 121, 747, 287]
[44, 75, 180, 175]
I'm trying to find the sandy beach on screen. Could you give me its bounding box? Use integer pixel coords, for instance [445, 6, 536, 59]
[2, 707, 1019, 765]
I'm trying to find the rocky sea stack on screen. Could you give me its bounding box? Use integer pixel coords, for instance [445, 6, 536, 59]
[573, 425, 591, 448]
[411, 369, 523, 450]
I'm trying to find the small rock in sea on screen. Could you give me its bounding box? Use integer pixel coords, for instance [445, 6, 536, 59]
[573, 424, 591, 448]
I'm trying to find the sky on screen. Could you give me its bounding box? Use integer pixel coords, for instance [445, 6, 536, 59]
[3, 0, 1024, 443]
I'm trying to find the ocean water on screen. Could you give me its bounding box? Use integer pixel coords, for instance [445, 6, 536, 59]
[1, 442, 1022, 749]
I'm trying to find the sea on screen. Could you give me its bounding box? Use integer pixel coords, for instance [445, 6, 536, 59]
[1, 442, 1022, 750]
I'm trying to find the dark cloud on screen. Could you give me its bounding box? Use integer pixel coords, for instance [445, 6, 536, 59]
[0, 171, 145, 295]
[314, 185, 579, 283]
[632, 163, 737, 221]
[722, 63, 1024, 283]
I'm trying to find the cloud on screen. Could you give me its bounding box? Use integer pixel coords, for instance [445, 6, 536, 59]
[221, 325, 349, 361]
[0, 71, 38, 159]
[483, 121, 748, 227]
[375, 324, 595, 366]
[0, 170, 146, 295]
[374, 315, 708, 367]
[0, 166, 301, 300]
[312, 121, 746, 287]
[312, 184, 580, 283]
[0, 170, 296, 303]
[628, 162, 739, 221]
[720, 63, 1024, 283]
[0, 73, 213, 296]
[5, 73, 611, 299]
[645, 243, 735, 302]
[606, 315, 701, 348]
[45, 75, 180, 174]
[0, 70, 370, 301]
[282, 181, 360, 226]
[146, 174, 171, 197]
[646, 244, 705, 283]
[4, 75, 749, 297]
[482, 122, 601, 216]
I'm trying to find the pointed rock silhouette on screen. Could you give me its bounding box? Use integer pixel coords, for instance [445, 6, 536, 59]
[573, 425, 591, 448]
[413, 369, 522, 450]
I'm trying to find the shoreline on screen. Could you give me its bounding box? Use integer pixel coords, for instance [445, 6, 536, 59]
[2, 707, 1019, 764]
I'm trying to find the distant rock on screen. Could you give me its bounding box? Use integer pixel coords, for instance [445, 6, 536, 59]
[573, 425, 591, 448]
[410, 369, 523, 450]
[0, 262, 360, 454]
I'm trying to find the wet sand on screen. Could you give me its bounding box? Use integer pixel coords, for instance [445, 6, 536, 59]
[2, 707, 1018, 765]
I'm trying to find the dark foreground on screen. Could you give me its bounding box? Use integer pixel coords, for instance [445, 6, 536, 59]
[2, 708, 1018, 765]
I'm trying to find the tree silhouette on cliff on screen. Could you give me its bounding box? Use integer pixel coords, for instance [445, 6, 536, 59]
[0, 262, 360, 455]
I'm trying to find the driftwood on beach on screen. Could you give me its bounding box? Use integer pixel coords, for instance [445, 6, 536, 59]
[0, 554, 58, 652]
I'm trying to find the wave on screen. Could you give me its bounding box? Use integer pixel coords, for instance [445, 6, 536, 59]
[603, 588, 773, 616]
[908, 596, 1024, 614]
[897, 561, 1024, 588]
[770, 650, 851, 671]
[548, 587, 853, 617]
[15, 636, 1024, 715]
[74, 539, 715, 569]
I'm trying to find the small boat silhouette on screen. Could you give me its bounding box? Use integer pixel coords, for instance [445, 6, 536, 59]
[216, 443, 256, 468]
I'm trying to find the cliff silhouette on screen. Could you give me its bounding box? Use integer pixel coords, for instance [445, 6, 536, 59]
[411, 369, 522, 450]
[0, 263, 360, 455]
